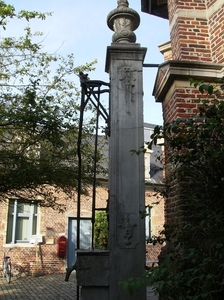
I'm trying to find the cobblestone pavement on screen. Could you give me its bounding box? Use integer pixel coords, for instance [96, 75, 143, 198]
[0, 273, 76, 300]
[0, 272, 158, 299]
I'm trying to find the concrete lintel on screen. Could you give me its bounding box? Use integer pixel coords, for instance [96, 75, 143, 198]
[153, 60, 224, 103]
[105, 43, 147, 73]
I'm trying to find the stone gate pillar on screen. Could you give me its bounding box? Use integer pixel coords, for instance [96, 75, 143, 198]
[106, 1, 147, 299]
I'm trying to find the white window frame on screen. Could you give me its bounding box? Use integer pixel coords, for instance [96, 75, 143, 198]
[145, 206, 152, 241]
[6, 199, 39, 244]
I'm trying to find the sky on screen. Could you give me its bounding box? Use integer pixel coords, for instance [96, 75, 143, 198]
[5, 0, 170, 125]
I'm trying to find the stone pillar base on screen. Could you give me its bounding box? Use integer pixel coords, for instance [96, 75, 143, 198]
[76, 250, 109, 300]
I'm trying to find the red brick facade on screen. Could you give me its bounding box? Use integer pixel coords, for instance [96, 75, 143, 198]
[208, 1, 224, 63]
[0, 187, 108, 276]
[168, 0, 224, 63]
[153, 0, 224, 225]
[163, 82, 202, 123]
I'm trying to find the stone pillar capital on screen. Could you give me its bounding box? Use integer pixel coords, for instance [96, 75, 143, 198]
[107, 1, 140, 43]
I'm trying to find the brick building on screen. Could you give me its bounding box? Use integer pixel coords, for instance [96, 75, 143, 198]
[0, 124, 164, 276]
[2, 0, 222, 278]
[141, 0, 224, 224]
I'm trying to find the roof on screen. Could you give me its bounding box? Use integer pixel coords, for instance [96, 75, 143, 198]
[141, 0, 168, 19]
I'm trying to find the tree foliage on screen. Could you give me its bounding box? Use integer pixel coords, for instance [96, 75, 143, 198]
[0, 1, 103, 209]
[94, 210, 108, 249]
[146, 78, 224, 299]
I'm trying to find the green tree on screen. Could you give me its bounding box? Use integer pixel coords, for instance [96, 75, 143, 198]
[94, 210, 108, 249]
[0, 1, 102, 210]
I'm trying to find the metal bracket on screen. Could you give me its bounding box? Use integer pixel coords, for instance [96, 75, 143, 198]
[79, 72, 110, 136]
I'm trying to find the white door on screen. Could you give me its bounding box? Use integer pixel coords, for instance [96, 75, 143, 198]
[67, 218, 92, 268]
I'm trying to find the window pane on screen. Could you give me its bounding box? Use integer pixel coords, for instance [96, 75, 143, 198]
[6, 214, 13, 243]
[17, 202, 31, 214]
[80, 220, 92, 249]
[16, 217, 29, 241]
[8, 200, 14, 214]
[145, 207, 151, 240]
[6, 200, 38, 244]
[33, 204, 38, 214]
[32, 216, 37, 235]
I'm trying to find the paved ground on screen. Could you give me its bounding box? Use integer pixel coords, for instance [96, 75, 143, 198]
[0, 273, 158, 299]
[0, 273, 77, 300]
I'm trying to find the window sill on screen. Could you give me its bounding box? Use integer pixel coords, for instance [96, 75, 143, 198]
[4, 243, 36, 248]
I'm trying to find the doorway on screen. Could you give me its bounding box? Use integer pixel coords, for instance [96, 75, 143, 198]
[67, 218, 92, 268]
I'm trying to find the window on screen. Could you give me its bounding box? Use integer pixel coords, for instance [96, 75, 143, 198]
[6, 200, 38, 244]
[145, 206, 152, 241]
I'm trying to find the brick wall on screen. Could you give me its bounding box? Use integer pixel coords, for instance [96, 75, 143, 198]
[208, 1, 224, 63]
[160, 72, 222, 222]
[0, 185, 163, 275]
[168, 0, 224, 63]
[162, 80, 203, 124]
[159, 2, 224, 64]
[158, 1, 224, 224]
[0, 187, 108, 276]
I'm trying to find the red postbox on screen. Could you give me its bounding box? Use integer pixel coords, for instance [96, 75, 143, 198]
[57, 236, 67, 258]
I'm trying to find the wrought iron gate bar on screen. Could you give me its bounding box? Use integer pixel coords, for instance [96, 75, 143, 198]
[76, 73, 110, 252]
[84, 92, 109, 124]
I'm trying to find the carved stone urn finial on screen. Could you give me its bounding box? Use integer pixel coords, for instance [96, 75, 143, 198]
[107, 0, 140, 43]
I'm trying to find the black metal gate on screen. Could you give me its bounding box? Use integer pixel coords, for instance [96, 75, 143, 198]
[76, 72, 110, 250]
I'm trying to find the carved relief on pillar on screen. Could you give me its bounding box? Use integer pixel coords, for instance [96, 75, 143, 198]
[118, 65, 137, 104]
[113, 17, 131, 32]
[117, 213, 139, 248]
